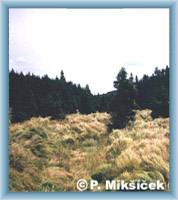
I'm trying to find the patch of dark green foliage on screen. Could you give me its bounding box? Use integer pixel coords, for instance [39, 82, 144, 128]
[9, 66, 169, 129]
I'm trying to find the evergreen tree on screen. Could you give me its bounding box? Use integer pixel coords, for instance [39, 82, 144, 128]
[9, 66, 169, 123]
[135, 75, 138, 84]
[111, 68, 136, 129]
[60, 70, 66, 82]
[80, 85, 94, 114]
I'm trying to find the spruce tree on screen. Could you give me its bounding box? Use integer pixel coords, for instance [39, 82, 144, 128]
[111, 67, 136, 129]
[60, 70, 66, 82]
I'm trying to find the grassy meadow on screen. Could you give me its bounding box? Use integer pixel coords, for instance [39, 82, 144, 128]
[9, 110, 169, 192]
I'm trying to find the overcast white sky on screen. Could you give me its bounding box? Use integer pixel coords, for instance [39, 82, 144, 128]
[9, 9, 169, 94]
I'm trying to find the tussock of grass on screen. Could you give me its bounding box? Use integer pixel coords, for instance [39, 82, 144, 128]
[9, 110, 169, 191]
[110, 109, 169, 190]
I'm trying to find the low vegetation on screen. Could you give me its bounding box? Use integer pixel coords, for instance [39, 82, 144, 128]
[9, 110, 169, 191]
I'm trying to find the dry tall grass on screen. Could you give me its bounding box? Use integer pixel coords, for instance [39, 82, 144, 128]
[9, 110, 169, 191]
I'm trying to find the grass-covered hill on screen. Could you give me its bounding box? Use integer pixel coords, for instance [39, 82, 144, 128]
[9, 110, 169, 192]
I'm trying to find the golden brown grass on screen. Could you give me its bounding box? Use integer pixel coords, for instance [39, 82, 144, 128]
[9, 110, 169, 191]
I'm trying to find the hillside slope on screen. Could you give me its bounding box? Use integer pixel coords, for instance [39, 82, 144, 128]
[9, 110, 169, 191]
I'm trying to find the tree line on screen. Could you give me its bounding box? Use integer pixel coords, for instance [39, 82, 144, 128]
[9, 66, 169, 128]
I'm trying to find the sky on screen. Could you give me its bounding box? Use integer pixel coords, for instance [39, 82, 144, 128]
[9, 8, 169, 94]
